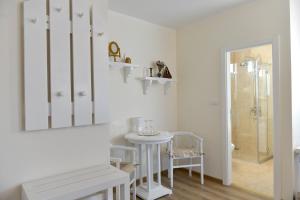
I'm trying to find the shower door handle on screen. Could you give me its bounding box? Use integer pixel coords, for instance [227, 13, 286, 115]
[250, 106, 257, 115]
[250, 106, 262, 117]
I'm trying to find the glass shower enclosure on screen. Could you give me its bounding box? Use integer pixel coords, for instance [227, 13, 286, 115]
[231, 56, 273, 164]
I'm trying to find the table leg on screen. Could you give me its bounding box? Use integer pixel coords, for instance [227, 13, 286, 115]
[146, 144, 153, 192]
[167, 142, 171, 179]
[157, 144, 161, 185]
[120, 183, 130, 200]
[150, 144, 154, 180]
[170, 140, 174, 188]
[138, 144, 143, 186]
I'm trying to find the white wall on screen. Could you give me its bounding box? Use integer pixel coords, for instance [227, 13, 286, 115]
[177, 0, 292, 199]
[0, 1, 110, 199]
[0, 2, 177, 200]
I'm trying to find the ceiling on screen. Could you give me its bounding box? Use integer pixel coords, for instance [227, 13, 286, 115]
[108, 0, 254, 29]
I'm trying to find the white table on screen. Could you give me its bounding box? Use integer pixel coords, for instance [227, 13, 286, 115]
[22, 165, 130, 200]
[125, 132, 173, 200]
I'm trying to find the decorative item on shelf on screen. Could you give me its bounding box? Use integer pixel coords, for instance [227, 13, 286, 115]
[155, 60, 172, 79]
[149, 67, 153, 77]
[125, 57, 132, 64]
[162, 67, 172, 79]
[108, 41, 121, 62]
[156, 60, 165, 78]
[121, 53, 126, 62]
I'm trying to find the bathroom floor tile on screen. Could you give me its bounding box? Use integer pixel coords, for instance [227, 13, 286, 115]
[232, 158, 273, 198]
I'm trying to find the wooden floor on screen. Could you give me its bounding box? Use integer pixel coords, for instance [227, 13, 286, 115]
[136, 170, 272, 200]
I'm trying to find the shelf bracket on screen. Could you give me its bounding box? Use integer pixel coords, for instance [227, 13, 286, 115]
[143, 79, 153, 95]
[164, 81, 172, 95]
[123, 66, 134, 83]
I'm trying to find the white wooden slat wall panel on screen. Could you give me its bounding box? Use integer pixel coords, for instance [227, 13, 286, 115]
[71, 0, 93, 126]
[49, 0, 72, 128]
[24, 0, 49, 130]
[92, 4, 110, 124]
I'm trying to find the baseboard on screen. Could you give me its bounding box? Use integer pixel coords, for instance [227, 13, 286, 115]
[174, 168, 223, 184]
[136, 168, 223, 186]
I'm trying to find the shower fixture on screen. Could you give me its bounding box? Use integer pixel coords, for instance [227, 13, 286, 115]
[240, 57, 259, 73]
[240, 57, 256, 67]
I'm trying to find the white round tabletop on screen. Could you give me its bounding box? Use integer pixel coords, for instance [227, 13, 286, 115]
[125, 131, 173, 145]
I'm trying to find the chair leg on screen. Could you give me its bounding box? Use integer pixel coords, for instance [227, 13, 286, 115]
[133, 181, 136, 200]
[167, 142, 171, 179]
[200, 156, 204, 184]
[189, 158, 193, 177]
[133, 171, 136, 200]
[170, 159, 174, 188]
[170, 168, 174, 188]
[169, 140, 174, 188]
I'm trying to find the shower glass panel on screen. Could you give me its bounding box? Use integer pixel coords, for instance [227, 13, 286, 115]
[231, 45, 273, 164]
[257, 65, 273, 163]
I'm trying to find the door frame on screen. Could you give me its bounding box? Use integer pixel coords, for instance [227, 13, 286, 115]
[221, 37, 281, 199]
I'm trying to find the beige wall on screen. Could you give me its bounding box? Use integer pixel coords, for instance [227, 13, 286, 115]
[107, 11, 177, 145]
[107, 11, 178, 176]
[177, 0, 292, 198]
[0, 2, 177, 200]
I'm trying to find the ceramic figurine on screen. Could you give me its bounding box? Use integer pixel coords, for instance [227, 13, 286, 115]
[125, 57, 132, 64]
[163, 67, 172, 79]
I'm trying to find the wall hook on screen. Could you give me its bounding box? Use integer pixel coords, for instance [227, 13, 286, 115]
[77, 12, 84, 18]
[29, 18, 37, 24]
[78, 91, 87, 97]
[54, 7, 62, 12]
[97, 32, 104, 37]
[56, 91, 64, 97]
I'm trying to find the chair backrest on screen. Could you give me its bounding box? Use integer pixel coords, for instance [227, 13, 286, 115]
[110, 145, 137, 164]
[172, 131, 204, 152]
[110, 148, 126, 162]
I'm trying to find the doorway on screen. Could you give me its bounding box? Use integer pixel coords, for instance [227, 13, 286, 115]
[230, 44, 273, 198]
[221, 38, 281, 199]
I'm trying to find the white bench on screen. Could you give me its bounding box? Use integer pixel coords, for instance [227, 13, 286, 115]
[22, 165, 130, 200]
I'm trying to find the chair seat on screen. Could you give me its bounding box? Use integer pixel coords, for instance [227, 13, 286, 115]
[120, 163, 136, 173]
[173, 148, 203, 158]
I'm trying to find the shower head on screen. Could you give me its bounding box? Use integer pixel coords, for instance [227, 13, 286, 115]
[240, 61, 248, 67]
[240, 57, 258, 73]
[240, 57, 257, 67]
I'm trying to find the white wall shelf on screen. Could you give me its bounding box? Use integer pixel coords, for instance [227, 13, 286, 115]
[109, 61, 141, 83]
[139, 77, 175, 95]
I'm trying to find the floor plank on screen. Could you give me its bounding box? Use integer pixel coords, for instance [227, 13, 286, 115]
[136, 170, 272, 200]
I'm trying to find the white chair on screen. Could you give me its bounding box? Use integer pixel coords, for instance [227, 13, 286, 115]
[167, 131, 204, 188]
[110, 145, 137, 200]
